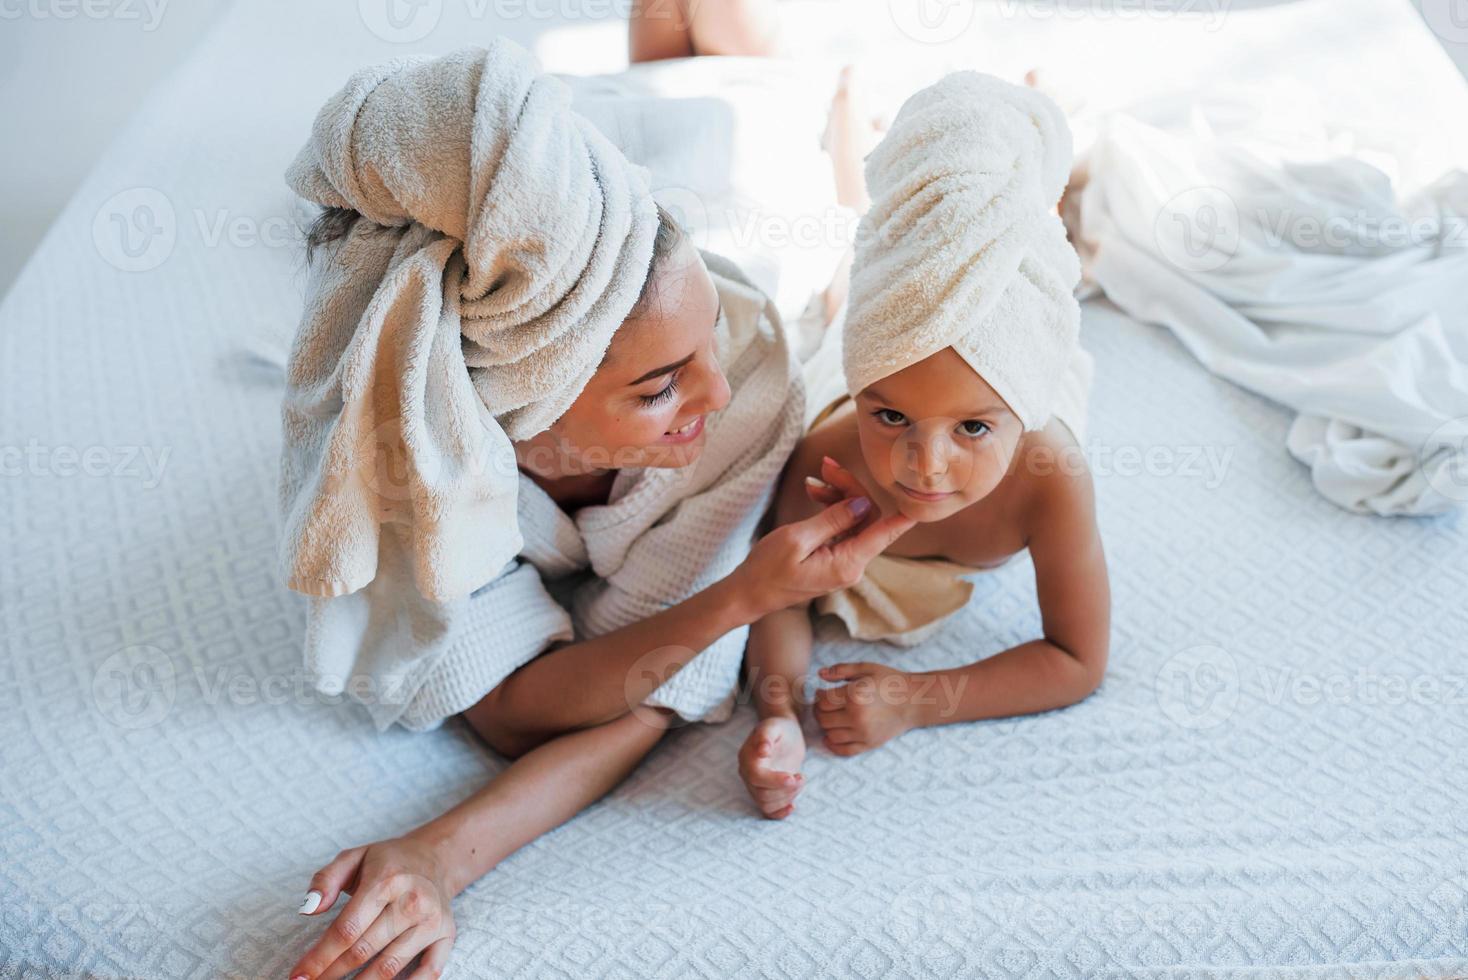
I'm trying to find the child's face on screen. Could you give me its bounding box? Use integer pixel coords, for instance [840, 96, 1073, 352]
[854, 347, 1025, 522]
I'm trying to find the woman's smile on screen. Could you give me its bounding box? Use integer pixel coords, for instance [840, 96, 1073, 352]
[661, 414, 706, 444]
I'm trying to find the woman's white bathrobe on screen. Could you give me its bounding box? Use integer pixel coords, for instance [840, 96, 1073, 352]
[328, 252, 804, 731]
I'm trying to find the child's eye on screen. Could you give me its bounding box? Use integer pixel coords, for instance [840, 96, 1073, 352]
[639, 373, 681, 407]
[873, 408, 907, 426]
[958, 420, 990, 438]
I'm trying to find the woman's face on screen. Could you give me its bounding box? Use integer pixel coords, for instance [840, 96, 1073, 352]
[529, 237, 732, 473]
[854, 347, 1026, 522]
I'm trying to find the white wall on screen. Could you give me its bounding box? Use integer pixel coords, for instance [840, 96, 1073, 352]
[1, 0, 1465, 300]
[0, 0, 231, 298]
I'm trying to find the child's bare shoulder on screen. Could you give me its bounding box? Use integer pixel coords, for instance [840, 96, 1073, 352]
[1015, 420, 1097, 539]
[805, 398, 866, 466]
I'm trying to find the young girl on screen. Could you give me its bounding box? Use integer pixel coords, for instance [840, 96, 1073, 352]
[738, 71, 1111, 820]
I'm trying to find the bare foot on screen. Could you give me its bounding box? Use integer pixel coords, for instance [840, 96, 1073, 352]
[822, 66, 886, 212]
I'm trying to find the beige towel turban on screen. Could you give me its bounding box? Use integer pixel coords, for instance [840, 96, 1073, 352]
[280, 42, 658, 602]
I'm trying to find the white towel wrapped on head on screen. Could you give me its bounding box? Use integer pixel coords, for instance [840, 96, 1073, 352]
[843, 72, 1083, 430]
[280, 41, 658, 605]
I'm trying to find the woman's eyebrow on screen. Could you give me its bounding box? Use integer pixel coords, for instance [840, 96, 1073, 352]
[625, 301, 721, 386]
[628, 352, 695, 386]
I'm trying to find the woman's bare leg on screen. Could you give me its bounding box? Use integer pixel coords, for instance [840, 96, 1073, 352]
[629, 0, 694, 62]
[823, 66, 877, 213]
[818, 66, 884, 323]
[464, 677, 589, 760]
[629, 0, 782, 64]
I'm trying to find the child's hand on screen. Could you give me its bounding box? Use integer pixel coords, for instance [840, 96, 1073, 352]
[738, 715, 807, 819]
[814, 662, 921, 756]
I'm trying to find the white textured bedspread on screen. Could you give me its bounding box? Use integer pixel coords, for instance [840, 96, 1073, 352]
[2, 1, 1467, 977]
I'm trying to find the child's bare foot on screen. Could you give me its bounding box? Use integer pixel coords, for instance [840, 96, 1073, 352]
[822, 66, 885, 212]
[737, 715, 807, 819]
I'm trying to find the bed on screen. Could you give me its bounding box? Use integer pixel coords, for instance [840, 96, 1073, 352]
[2, 1, 1466, 977]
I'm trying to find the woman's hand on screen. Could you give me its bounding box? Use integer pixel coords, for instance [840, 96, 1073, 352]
[803, 455, 867, 508]
[289, 837, 456, 980]
[739, 469, 910, 619]
[735, 492, 913, 616]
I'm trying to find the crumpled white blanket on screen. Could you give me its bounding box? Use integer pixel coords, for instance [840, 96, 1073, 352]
[1070, 91, 1468, 515]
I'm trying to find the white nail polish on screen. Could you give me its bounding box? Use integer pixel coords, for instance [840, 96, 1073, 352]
[298, 890, 322, 915]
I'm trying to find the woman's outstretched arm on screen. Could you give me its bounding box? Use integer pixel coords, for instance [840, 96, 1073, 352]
[288, 708, 676, 980]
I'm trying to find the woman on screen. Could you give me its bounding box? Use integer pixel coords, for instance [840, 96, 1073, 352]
[283, 8, 910, 980]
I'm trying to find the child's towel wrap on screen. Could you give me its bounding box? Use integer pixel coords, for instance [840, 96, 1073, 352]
[843, 71, 1083, 430]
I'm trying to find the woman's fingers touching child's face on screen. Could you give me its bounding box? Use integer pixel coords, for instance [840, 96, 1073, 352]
[803, 456, 869, 510]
